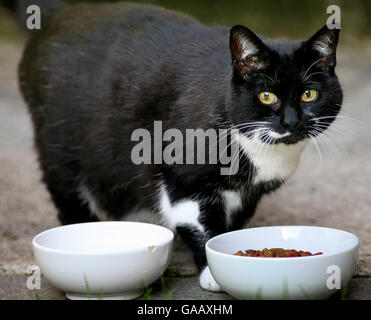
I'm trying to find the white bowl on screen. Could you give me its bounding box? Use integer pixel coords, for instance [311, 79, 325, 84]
[206, 226, 359, 300]
[32, 221, 174, 300]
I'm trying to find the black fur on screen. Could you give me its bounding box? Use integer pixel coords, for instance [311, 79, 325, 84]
[6, 2, 342, 276]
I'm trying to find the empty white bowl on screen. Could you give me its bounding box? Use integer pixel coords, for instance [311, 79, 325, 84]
[32, 221, 174, 300]
[206, 226, 359, 300]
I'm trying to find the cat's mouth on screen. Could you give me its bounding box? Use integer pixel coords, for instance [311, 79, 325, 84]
[274, 134, 308, 145]
[237, 120, 327, 145]
[268, 131, 291, 139]
[263, 130, 311, 145]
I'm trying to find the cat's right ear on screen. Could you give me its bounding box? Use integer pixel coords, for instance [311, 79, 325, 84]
[305, 25, 340, 70]
[230, 25, 269, 76]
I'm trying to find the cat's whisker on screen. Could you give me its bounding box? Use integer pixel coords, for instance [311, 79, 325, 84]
[216, 122, 272, 154]
[262, 133, 277, 165]
[243, 127, 269, 142]
[314, 120, 351, 130]
[312, 123, 349, 138]
[334, 105, 364, 124]
[228, 141, 242, 180]
[231, 125, 268, 135]
[218, 127, 261, 164]
[213, 129, 233, 146]
[310, 127, 341, 155]
[218, 134, 238, 159]
[320, 130, 345, 152]
[304, 71, 328, 81]
[214, 122, 269, 145]
[311, 123, 345, 145]
[274, 65, 281, 82]
[311, 116, 340, 122]
[245, 129, 270, 182]
[313, 113, 363, 124]
[255, 129, 272, 167]
[308, 132, 323, 163]
[309, 129, 335, 157]
[210, 127, 246, 149]
[230, 121, 270, 130]
[261, 73, 275, 85]
[303, 57, 325, 80]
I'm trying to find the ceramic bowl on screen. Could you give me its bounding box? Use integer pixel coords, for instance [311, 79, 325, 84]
[206, 226, 359, 299]
[33, 221, 174, 300]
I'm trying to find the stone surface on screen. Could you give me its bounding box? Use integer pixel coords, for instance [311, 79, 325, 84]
[0, 38, 371, 300]
[0, 275, 65, 300]
[344, 278, 371, 300]
[1, 274, 370, 300]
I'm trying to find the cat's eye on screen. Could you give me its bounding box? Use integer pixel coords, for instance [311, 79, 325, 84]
[258, 92, 278, 105]
[301, 89, 318, 102]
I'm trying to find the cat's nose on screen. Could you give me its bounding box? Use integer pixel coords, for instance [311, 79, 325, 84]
[281, 107, 300, 130]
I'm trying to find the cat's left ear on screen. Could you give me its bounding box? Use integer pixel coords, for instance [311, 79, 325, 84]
[230, 25, 270, 75]
[306, 25, 340, 69]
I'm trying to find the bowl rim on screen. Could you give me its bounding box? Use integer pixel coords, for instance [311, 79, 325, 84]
[205, 225, 359, 262]
[32, 221, 174, 255]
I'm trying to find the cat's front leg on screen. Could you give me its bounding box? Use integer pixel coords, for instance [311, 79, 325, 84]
[176, 224, 223, 292]
[158, 186, 225, 292]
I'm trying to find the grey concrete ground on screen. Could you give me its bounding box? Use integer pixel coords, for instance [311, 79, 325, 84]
[0, 40, 371, 300]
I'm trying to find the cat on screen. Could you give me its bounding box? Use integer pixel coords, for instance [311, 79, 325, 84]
[3, 0, 343, 291]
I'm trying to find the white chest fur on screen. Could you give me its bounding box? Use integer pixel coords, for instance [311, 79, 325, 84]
[222, 190, 242, 228]
[237, 133, 308, 184]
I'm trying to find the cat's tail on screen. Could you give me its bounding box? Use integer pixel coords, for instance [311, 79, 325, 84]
[1, 0, 67, 32]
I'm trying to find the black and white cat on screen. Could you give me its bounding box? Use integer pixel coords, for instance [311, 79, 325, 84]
[5, 1, 343, 291]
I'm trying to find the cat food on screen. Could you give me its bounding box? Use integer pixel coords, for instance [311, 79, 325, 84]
[234, 248, 323, 257]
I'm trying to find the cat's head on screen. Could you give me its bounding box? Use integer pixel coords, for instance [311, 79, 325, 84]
[228, 25, 343, 145]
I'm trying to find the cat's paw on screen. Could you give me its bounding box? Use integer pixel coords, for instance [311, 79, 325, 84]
[199, 266, 223, 292]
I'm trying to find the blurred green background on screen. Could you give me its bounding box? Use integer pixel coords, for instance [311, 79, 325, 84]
[0, 0, 371, 46]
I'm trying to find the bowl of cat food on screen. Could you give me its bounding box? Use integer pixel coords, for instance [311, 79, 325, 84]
[32, 221, 174, 300]
[206, 226, 359, 300]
